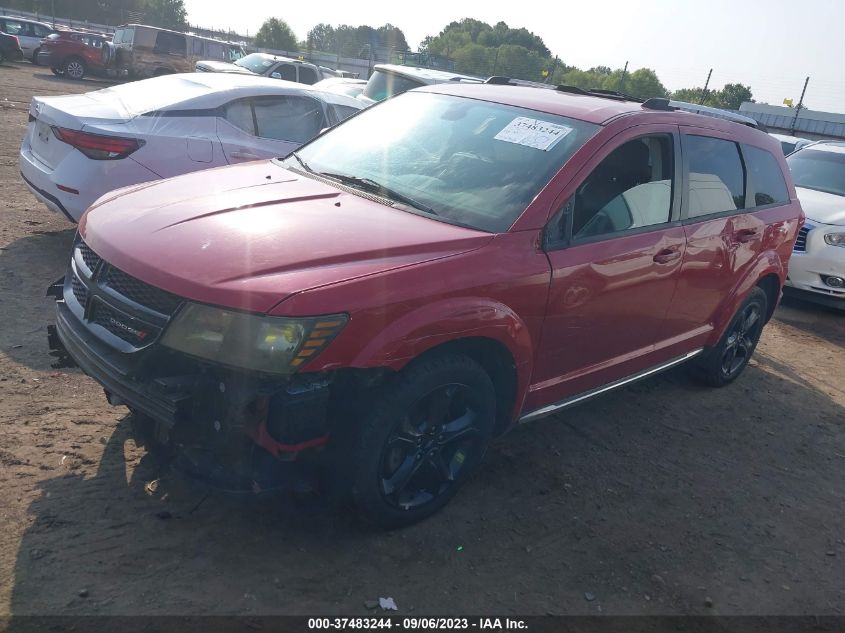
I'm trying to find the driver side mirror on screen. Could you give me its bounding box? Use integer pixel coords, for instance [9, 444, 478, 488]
[270, 71, 282, 80]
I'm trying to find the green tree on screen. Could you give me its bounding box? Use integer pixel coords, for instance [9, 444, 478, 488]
[453, 43, 492, 76]
[255, 18, 298, 51]
[494, 44, 543, 81]
[141, 0, 187, 31]
[307, 23, 336, 52]
[671, 87, 707, 103]
[714, 83, 753, 109]
[617, 68, 669, 99]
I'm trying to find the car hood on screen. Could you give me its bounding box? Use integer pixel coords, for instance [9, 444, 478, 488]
[196, 60, 252, 74]
[79, 161, 494, 314]
[796, 186, 845, 226]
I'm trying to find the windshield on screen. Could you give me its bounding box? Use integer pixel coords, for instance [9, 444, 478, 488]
[234, 53, 274, 74]
[362, 70, 425, 102]
[285, 91, 598, 232]
[788, 149, 845, 197]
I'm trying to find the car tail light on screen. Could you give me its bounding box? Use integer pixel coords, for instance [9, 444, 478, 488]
[50, 126, 144, 160]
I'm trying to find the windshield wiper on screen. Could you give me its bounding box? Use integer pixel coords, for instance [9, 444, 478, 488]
[318, 172, 439, 216]
[290, 152, 313, 173]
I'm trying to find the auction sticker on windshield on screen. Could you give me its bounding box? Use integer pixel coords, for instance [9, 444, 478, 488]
[494, 117, 573, 151]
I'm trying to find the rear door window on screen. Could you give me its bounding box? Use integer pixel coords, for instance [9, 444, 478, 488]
[743, 145, 789, 207]
[224, 100, 256, 134]
[253, 96, 323, 143]
[273, 64, 296, 81]
[685, 135, 746, 218]
[32, 24, 51, 38]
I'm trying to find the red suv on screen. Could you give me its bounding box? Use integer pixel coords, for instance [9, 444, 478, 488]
[49, 82, 803, 527]
[38, 30, 109, 80]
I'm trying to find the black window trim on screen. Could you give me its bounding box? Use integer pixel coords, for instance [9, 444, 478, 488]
[544, 130, 683, 252]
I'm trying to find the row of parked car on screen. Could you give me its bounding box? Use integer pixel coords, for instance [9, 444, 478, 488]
[11, 15, 843, 526]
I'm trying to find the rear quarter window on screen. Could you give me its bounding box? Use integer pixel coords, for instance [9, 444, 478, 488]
[154, 31, 186, 55]
[743, 145, 789, 207]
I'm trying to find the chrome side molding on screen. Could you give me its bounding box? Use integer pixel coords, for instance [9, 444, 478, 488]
[519, 349, 704, 424]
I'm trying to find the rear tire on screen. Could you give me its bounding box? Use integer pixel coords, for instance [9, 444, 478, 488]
[692, 287, 767, 387]
[64, 57, 86, 80]
[31, 47, 40, 65]
[343, 353, 496, 529]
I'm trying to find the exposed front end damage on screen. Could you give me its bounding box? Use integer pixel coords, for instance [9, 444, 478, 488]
[47, 237, 374, 490]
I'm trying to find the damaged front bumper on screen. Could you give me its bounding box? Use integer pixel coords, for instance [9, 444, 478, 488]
[48, 275, 336, 476]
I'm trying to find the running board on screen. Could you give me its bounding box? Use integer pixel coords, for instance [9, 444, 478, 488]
[519, 349, 703, 424]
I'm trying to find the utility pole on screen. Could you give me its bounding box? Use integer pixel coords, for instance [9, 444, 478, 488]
[492, 46, 500, 76]
[791, 76, 810, 134]
[617, 60, 628, 91]
[699, 68, 713, 104]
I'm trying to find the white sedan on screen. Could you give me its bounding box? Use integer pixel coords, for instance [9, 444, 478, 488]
[19, 73, 363, 222]
[785, 141, 845, 308]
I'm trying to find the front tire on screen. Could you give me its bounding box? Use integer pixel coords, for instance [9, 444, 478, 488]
[346, 353, 496, 529]
[693, 287, 767, 387]
[64, 57, 86, 80]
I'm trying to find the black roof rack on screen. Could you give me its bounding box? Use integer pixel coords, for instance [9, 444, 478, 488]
[642, 98, 675, 111]
[485, 76, 646, 103]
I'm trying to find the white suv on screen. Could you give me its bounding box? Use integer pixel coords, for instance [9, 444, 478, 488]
[785, 141, 845, 308]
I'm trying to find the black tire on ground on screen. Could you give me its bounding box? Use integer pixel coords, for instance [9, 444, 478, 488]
[692, 286, 768, 387]
[50, 66, 63, 76]
[0, 50, 5, 65]
[344, 352, 496, 529]
[63, 57, 86, 80]
[31, 47, 40, 65]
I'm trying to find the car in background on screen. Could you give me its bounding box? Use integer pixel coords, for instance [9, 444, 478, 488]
[38, 30, 110, 80]
[48, 83, 802, 527]
[20, 73, 363, 222]
[784, 141, 845, 308]
[196, 52, 338, 85]
[102, 24, 245, 79]
[0, 15, 58, 63]
[357, 64, 483, 104]
[312, 77, 367, 99]
[770, 133, 814, 156]
[0, 31, 24, 64]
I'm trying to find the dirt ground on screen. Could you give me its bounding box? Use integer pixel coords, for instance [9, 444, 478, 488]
[0, 62, 844, 618]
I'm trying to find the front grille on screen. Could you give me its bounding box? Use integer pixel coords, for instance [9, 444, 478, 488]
[68, 238, 183, 350]
[794, 226, 810, 252]
[71, 273, 88, 306]
[78, 242, 102, 272]
[103, 265, 182, 316]
[90, 301, 159, 347]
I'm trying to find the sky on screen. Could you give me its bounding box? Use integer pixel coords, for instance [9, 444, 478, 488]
[183, 0, 845, 113]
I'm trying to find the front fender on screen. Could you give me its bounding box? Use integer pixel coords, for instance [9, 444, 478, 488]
[349, 297, 535, 416]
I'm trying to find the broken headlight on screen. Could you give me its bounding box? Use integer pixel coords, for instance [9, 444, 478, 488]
[161, 303, 346, 374]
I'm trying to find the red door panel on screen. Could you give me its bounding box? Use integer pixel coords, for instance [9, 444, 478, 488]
[528, 225, 685, 410]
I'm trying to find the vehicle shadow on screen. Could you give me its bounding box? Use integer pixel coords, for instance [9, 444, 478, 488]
[0, 228, 75, 370]
[31, 72, 116, 88]
[774, 296, 844, 349]
[5, 358, 845, 617]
